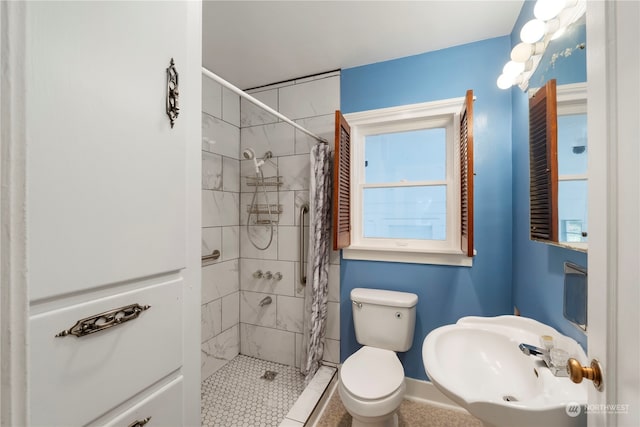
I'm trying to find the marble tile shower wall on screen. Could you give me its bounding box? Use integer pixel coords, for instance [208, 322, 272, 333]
[201, 75, 242, 380]
[239, 71, 341, 369]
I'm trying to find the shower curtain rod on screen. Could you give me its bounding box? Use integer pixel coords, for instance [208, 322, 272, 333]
[201, 67, 329, 144]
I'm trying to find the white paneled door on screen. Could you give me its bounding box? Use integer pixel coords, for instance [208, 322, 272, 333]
[587, 2, 640, 427]
[27, 2, 189, 301]
[2, 1, 201, 425]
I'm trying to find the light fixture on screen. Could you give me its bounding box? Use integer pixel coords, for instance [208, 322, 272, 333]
[520, 19, 546, 43]
[497, 0, 586, 90]
[534, 0, 566, 21]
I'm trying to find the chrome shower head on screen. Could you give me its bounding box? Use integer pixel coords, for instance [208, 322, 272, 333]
[243, 148, 256, 160]
[243, 147, 264, 174]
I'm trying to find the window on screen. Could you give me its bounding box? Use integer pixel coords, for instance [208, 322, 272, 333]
[334, 93, 474, 266]
[557, 84, 587, 248]
[529, 79, 559, 242]
[528, 81, 587, 250]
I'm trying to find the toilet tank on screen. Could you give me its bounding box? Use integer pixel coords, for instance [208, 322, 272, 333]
[351, 288, 418, 352]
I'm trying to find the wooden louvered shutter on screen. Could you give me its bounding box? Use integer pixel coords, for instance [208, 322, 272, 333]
[529, 79, 558, 241]
[460, 90, 474, 257]
[333, 110, 351, 250]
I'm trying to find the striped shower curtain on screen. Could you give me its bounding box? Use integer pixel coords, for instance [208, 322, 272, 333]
[301, 143, 333, 383]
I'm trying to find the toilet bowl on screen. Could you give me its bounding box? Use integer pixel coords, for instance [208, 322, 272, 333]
[339, 346, 406, 427]
[339, 288, 417, 427]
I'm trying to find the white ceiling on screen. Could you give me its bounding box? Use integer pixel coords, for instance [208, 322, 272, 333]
[203, 1, 524, 90]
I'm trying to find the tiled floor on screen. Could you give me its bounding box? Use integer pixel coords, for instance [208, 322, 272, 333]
[315, 384, 484, 427]
[201, 355, 306, 427]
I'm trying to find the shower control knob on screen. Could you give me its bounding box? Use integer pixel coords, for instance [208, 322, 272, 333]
[273, 272, 283, 281]
[253, 270, 263, 279]
[264, 271, 273, 280]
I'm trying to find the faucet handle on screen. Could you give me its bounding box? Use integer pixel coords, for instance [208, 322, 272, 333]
[264, 271, 273, 280]
[253, 270, 263, 279]
[273, 272, 283, 281]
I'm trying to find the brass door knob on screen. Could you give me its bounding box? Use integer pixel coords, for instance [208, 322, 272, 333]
[567, 358, 604, 391]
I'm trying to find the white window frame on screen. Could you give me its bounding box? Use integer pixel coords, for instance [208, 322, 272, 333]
[343, 97, 473, 267]
[556, 83, 588, 251]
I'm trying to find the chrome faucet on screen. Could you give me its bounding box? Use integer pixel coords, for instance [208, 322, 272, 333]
[519, 343, 568, 377]
[519, 343, 548, 358]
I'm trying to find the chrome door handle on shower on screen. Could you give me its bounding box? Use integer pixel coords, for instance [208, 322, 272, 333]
[300, 204, 309, 285]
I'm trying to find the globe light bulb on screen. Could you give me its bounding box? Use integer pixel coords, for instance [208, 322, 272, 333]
[521, 19, 546, 44]
[497, 73, 515, 90]
[511, 42, 545, 63]
[534, 0, 566, 21]
[511, 43, 533, 62]
[503, 61, 525, 77]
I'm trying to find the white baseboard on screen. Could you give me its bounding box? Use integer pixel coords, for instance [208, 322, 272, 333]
[404, 377, 469, 413]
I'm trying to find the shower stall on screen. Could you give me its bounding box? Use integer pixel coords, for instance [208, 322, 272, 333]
[200, 68, 342, 426]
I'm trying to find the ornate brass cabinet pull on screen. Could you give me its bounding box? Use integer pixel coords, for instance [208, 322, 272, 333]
[166, 58, 179, 128]
[128, 417, 151, 427]
[55, 303, 151, 338]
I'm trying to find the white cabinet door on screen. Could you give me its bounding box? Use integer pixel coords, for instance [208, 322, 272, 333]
[30, 280, 183, 426]
[21, 2, 201, 426]
[95, 377, 184, 427]
[26, 2, 189, 301]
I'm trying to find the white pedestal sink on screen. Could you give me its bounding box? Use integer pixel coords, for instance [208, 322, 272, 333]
[422, 316, 587, 427]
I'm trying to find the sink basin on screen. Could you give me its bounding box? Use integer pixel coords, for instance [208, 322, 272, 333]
[422, 315, 587, 427]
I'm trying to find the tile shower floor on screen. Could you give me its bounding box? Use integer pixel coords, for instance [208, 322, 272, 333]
[201, 355, 306, 427]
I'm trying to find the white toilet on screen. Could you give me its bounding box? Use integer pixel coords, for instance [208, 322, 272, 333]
[339, 288, 418, 427]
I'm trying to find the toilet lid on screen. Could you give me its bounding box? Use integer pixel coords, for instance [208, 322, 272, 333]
[340, 346, 404, 400]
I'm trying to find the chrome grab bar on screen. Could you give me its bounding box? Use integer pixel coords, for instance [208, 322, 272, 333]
[202, 249, 221, 263]
[300, 204, 309, 285]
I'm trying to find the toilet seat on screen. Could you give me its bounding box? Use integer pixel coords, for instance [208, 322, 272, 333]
[340, 346, 404, 400]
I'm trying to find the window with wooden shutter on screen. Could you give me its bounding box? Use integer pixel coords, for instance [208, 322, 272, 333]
[460, 90, 474, 257]
[340, 95, 475, 266]
[333, 110, 351, 250]
[529, 79, 558, 242]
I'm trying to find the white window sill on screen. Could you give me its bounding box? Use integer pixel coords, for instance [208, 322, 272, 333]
[343, 246, 475, 267]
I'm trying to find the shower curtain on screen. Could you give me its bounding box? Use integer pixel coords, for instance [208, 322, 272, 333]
[301, 143, 333, 383]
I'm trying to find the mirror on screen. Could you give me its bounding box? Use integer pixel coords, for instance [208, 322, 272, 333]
[527, 19, 587, 252]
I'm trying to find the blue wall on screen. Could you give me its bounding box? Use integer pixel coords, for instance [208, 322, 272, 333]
[340, 36, 514, 381]
[510, 0, 588, 348]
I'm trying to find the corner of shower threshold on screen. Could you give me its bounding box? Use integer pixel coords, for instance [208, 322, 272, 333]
[279, 365, 338, 427]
